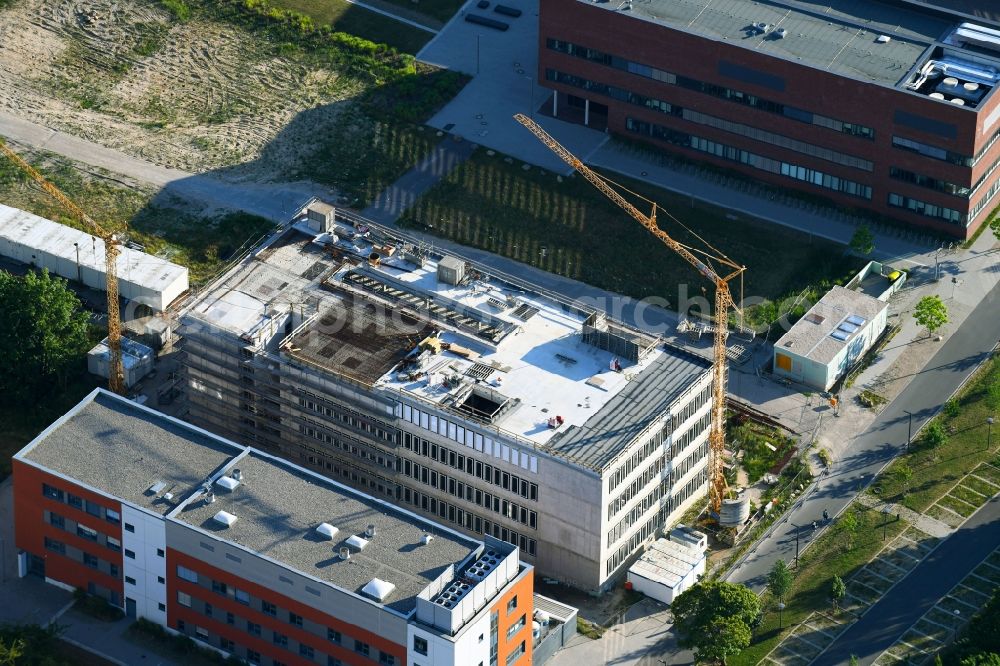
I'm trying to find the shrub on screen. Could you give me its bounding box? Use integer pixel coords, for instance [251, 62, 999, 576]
[944, 399, 961, 418]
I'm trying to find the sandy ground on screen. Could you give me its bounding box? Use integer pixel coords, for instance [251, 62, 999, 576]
[0, 0, 362, 177]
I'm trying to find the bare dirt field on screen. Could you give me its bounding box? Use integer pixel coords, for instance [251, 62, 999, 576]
[0, 0, 363, 178]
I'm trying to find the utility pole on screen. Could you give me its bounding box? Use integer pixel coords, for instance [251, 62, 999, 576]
[904, 409, 913, 450]
[790, 522, 801, 567]
[988, 417, 995, 451]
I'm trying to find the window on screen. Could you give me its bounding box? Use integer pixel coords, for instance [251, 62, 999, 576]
[86, 500, 102, 517]
[247, 650, 261, 664]
[177, 591, 192, 607]
[76, 524, 98, 541]
[507, 596, 518, 614]
[177, 619, 186, 632]
[413, 636, 428, 656]
[221, 638, 235, 652]
[507, 614, 526, 639]
[83, 553, 98, 569]
[67, 494, 83, 509]
[300, 644, 315, 659]
[328, 658, 342, 666]
[327, 628, 342, 644]
[124, 549, 135, 559]
[49, 513, 65, 529]
[262, 601, 276, 616]
[289, 612, 303, 627]
[211, 580, 227, 595]
[205, 603, 213, 618]
[156, 548, 165, 557]
[106, 536, 121, 552]
[247, 621, 261, 636]
[124, 522, 135, 533]
[273, 632, 288, 647]
[177, 565, 198, 583]
[226, 612, 235, 625]
[379, 654, 396, 665]
[195, 626, 209, 640]
[125, 576, 137, 585]
[355, 640, 370, 657]
[235, 588, 250, 605]
[158, 603, 166, 612]
[157, 576, 165, 584]
[44, 537, 65, 554]
[42, 484, 64, 501]
[505, 640, 526, 666]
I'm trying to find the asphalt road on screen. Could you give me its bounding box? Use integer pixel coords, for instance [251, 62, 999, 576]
[818, 492, 1000, 665]
[727, 278, 1000, 593]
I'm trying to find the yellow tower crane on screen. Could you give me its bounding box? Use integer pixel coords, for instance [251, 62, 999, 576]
[0, 140, 126, 395]
[515, 114, 745, 515]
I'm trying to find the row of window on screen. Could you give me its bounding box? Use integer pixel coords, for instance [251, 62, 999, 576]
[300, 442, 397, 500]
[607, 384, 711, 492]
[397, 403, 539, 474]
[891, 136, 972, 167]
[402, 459, 538, 528]
[298, 396, 395, 442]
[546, 69, 874, 172]
[604, 468, 709, 576]
[402, 432, 539, 501]
[400, 485, 538, 557]
[175, 566, 393, 665]
[545, 38, 876, 139]
[42, 483, 120, 525]
[300, 422, 395, 470]
[889, 167, 970, 198]
[626, 117, 873, 200]
[887, 193, 964, 225]
[47, 510, 122, 554]
[44, 536, 119, 578]
[970, 174, 1000, 222]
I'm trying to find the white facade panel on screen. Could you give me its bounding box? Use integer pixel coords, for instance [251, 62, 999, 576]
[121, 505, 167, 625]
[408, 613, 491, 666]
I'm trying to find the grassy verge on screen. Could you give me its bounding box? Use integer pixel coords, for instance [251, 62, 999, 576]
[729, 507, 908, 666]
[0, 148, 274, 284]
[872, 353, 1000, 512]
[268, 0, 433, 52]
[398, 150, 863, 313]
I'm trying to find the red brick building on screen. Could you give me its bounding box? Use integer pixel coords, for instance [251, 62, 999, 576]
[14, 389, 536, 666]
[537, 0, 1000, 238]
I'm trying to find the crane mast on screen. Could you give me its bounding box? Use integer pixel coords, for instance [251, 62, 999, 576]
[0, 140, 126, 395]
[515, 114, 744, 514]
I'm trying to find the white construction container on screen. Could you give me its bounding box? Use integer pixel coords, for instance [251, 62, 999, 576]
[627, 533, 707, 605]
[87, 337, 155, 388]
[0, 204, 189, 311]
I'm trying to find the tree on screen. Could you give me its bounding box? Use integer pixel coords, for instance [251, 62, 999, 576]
[893, 463, 913, 497]
[0, 637, 23, 666]
[840, 511, 860, 549]
[914, 295, 949, 337]
[672, 581, 761, 664]
[850, 224, 875, 256]
[849, 656, 859, 666]
[990, 214, 1000, 242]
[830, 574, 846, 612]
[767, 560, 793, 602]
[924, 421, 949, 448]
[961, 653, 1000, 666]
[0, 269, 91, 404]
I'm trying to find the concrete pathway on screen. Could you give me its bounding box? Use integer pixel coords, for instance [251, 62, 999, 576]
[856, 493, 954, 540]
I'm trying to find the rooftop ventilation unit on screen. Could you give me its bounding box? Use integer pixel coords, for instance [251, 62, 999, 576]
[421, 534, 434, 545]
[205, 490, 216, 504]
[346, 535, 369, 551]
[147, 481, 166, 495]
[213, 510, 238, 528]
[876, 34, 891, 43]
[339, 546, 351, 560]
[362, 578, 396, 602]
[365, 524, 377, 538]
[316, 523, 339, 540]
[232, 469, 243, 482]
[215, 476, 240, 492]
[775, 28, 787, 39]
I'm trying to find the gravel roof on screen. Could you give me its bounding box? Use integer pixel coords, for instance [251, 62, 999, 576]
[174, 453, 479, 614]
[21, 390, 239, 515]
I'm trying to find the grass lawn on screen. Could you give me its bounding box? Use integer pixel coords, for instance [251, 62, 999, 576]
[398, 150, 863, 314]
[730, 419, 797, 483]
[729, 507, 908, 666]
[0, 149, 274, 285]
[873, 354, 1000, 512]
[271, 0, 432, 52]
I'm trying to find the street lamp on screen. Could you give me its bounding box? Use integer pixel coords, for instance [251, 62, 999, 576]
[790, 522, 801, 568]
[903, 410, 913, 451]
[882, 506, 891, 541]
[777, 602, 786, 630]
[988, 417, 995, 451]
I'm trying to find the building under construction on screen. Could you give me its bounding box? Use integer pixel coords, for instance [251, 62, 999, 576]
[178, 204, 713, 591]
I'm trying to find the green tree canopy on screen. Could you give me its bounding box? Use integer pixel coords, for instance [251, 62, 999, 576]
[672, 581, 761, 664]
[961, 653, 1000, 666]
[0, 269, 91, 404]
[990, 214, 1000, 243]
[914, 295, 949, 336]
[830, 574, 846, 610]
[767, 559, 793, 603]
[849, 224, 875, 256]
[924, 421, 949, 448]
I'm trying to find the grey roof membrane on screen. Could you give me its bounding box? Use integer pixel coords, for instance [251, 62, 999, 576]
[586, 0, 954, 86]
[546, 348, 711, 471]
[22, 391, 239, 515]
[175, 453, 479, 614]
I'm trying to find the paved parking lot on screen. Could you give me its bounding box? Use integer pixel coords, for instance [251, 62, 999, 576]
[417, 0, 608, 173]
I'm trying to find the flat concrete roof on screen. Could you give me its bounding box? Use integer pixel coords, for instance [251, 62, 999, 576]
[580, 0, 953, 87]
[17, 390, 239, 515]
[775, 285, 888, 365]
[629, 537, 705, 589]
[174, 452, 479, 614]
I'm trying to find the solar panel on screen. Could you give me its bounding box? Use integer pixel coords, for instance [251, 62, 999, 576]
[838, 322, 859, 334]
[830, 330, 849, 341]
[846, 315, 866, 326]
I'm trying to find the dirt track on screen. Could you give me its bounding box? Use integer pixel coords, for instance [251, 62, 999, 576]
[0, 0, 360, 176]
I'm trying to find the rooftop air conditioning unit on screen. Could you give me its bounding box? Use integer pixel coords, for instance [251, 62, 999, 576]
[421, 534, 433, 545]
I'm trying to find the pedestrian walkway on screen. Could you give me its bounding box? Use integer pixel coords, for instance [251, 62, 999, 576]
[856, 493, 954, 540]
